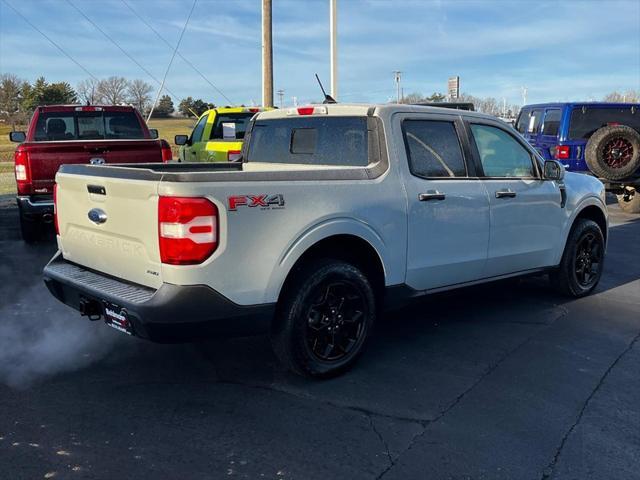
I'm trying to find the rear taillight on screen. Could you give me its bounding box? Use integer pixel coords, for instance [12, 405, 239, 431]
[227, 150, 242, 162]
[555, 145, 570, 160]
[53, 183, 59, 235]
[158, 196, 218, 265]
[160, 139, 173, 163]
[14, 146, 32, 195]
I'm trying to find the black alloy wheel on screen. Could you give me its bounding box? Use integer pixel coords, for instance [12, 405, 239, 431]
[305, 281, 368, 362]
[572, 231, 603, 289]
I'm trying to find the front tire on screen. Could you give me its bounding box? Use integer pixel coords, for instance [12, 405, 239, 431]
[271, 259, 376, 378]
[551, 218, 605, 297]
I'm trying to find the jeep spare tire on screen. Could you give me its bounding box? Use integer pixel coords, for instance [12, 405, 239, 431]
[585, 125, 640, 180]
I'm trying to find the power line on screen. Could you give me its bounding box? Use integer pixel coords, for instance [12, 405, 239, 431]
[64, 0, 180, 101]
[1, 0, 98, 80]
[147, 0, 197, 121]
[121, 0, 234, 105]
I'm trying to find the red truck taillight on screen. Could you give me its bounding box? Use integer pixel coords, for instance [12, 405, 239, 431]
[158, 196, 218, 265]
[53, 183, 59, 235]
[160, 139, 173, 163]
[555, 145, 570, 160]
[14, 146, 32, 195]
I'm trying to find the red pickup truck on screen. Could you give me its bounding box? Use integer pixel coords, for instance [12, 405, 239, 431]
[10, 105, 172, 242]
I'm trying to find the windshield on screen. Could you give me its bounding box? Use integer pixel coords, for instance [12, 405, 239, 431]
[210, 113, 254, 140]
[33, 111, 145, 141]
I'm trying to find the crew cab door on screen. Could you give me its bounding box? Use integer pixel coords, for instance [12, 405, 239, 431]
[399, 114, 490, 290]
[467, 121, 563, 277]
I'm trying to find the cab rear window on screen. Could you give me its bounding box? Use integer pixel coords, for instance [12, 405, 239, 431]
[568, 107, 640, 139]
[246, 117, 369, 166]
[33, 111, 145, 141]
[210, 113, 254, 140]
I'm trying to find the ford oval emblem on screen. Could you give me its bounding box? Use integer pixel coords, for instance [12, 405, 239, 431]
[88, 208, 107, 225]
[90, 157, 106, 165]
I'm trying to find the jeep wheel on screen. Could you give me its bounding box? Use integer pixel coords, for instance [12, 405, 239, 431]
[551, 218, 605, 297]
[616, 187, 640, 214]
[271, 259, 375, 378]
[19, 211, 42, 244]
[585, 125, 640, 180]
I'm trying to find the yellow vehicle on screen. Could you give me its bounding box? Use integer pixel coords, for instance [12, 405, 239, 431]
[175, 106, 270, 162]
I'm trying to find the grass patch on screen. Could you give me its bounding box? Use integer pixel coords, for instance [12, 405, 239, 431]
[147, 117, 196, 146]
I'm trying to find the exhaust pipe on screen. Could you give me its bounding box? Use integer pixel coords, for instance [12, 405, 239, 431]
[42, 213, 53, 223]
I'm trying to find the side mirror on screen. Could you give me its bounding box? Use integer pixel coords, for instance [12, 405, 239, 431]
[544, 160, 565, 181]
[148, 128, 159, 139]
[9, 131, 26, 143]
[175, 134, 189, 146]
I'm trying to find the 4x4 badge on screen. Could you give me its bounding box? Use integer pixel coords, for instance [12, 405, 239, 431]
[228, 194, 285, 211]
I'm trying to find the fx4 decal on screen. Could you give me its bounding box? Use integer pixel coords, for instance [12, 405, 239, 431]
[228, 194, 285, 211]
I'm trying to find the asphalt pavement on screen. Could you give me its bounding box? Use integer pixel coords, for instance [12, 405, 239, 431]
[0, 197, 638, 480]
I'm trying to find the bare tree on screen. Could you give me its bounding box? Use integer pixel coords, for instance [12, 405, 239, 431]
[76, 78, 101, 105]
[604, 90, 640, 103]
[0, 73, 28, 126]
[97, 76, 130, 105]
[127, 79, 153, 114]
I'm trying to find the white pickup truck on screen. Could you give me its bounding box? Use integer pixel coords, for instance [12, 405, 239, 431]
[44, 104, 608, 377]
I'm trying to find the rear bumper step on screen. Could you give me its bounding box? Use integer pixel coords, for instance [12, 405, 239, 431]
[43, 253, 274, 342]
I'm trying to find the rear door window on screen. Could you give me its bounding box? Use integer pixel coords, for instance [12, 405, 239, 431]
[402, 120, 467, 178]
[190, 114, 208, 143]
[247, 117, 369, 166]
[542, 109, 561, 136]
[33, 111, 144, 141]
[568, 106, 640, 139]
[515, 110, 531, 134]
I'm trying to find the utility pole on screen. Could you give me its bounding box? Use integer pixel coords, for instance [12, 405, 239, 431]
[393, 71, 402, 103]
[276, 89, 285, 108]
[262, 0, 273, 107]
[330, 0, 338, 100]
[521, 86, 527, 106]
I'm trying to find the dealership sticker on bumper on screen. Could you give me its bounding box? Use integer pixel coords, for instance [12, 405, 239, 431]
[103, 303, 133, 335]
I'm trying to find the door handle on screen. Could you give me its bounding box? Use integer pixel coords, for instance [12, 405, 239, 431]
[495, 189, 517, 199]
[418, 190, 446, 201]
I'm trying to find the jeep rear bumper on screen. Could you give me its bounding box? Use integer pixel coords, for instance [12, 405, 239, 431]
[43, 253, 274, 342]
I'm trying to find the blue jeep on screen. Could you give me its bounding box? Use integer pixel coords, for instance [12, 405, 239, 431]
[516, 102, 640, 212]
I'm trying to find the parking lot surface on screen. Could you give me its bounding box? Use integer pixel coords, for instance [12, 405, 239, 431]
[0, 197, 638, 480]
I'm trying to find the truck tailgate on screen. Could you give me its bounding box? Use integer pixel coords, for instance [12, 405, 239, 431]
[56, 172, 162, 289]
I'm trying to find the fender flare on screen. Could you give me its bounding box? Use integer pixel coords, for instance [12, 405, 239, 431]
[264, 217, 389, 303]
[554, 196, 608, 265]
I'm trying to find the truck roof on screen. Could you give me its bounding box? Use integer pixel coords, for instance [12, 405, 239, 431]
[256, 103, 499, 121]
[521, 102, 640, 109]
[36, 104, 138, 112]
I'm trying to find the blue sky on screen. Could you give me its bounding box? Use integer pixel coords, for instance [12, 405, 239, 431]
[1, 0, 639, 107]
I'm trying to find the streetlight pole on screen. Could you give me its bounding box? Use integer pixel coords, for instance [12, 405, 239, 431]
[262, 0, 273, 107]
[330, 0, 338, 100]
[393, 71, 402, 103]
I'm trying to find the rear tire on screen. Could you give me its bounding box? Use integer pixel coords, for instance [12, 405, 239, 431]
[585, 125, 640, 180]
[551, 218, 605, 297]
[271, 258, 376, 378]
[616, 187, 640, 214]
[19, 211, 42, 244]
